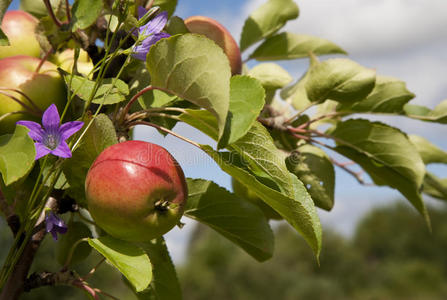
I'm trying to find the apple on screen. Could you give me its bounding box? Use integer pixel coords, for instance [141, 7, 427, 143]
[0, 56, 66, 134]
[0, 11, 41, 59]
[53, 49, 94, 78]
[20, 0, 60, 19]
[85, 141, 188, 242]
[232, 178, 282, 220]
[184, 16, 242, 75]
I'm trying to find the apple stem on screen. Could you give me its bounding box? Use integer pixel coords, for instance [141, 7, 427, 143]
[130, 120, 201, 149]
[35, 48, 54, 74]
[81, 258, 105, 281]
[44, 0, 63, 27]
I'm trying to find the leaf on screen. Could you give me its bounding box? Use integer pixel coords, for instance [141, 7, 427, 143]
[248, 63, 292, 90]
[338, 76, 415, 114]
[240, 0, 299, 52]
[409, 135, 447, 165]
[63, 73, 129, 105]
[63, 114, 117, 206]
[286, 145, 335, 211]
[422, 173, 447, 202]
[153, 0, 178, 17]
[328, 119, 428, 222]
[185, 178, 274, 261]
[71, 0, 103, 31]
[88, 236, 152, 292]
[305, 58, 376, 104]
[404, 100, 447, 124]
[0, 29, 8, 46]
[201, 145, 322, 257]
[250, 32, 347, 61]
[147, 34, 231, 139]
[0, 126, 36, 186]
[134, 237, 182, 300]
[219, 75, 265, 147]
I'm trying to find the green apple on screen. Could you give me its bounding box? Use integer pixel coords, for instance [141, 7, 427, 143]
[0, 56, 66, 134]
[232, 178, 282, 220]
[184, 16, 242, 75]
[0, 10, 41, 59]
[53, 49, 94, 78]
[19, 0, 60, 19]
[85, 141, 188, 242]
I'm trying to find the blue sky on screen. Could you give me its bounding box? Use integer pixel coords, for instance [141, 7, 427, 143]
[7, 0, 447, 262]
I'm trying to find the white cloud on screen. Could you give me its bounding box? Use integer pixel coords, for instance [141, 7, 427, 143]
[243, 0, 447, 55]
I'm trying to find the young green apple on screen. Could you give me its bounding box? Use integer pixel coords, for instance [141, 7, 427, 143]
[232, 178, 282, 220]
[0, 56, 66, 134]
[0, 10, 41, 59]
[85, 141, 188, 242]
[184, 16, 242, 75]
[53, 49, 94, 78]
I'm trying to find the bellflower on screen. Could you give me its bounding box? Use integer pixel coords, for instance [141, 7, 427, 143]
[16, 104, 83, 160]
[132, 7, 170, 61]
[45, 211, 68, 241]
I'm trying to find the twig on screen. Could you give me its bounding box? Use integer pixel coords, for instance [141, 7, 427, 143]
[64, 0, 71, 22]
[81, 258, 105, 281]
[284, 101, 317, 125]
[43, 0, 62, 27]
[330, 157, 366, 185]
[94, 288, 120, 300]
[35, 48, 53, 73]
[294, 112, 343, 130]
[130, 120, 201, 148]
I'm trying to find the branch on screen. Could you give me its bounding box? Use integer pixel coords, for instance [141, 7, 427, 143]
[330, 157, 367, 185]
[43, 0, 62, 27]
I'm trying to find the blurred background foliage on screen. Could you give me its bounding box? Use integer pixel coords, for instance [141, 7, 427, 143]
[1, 201, 447, 299]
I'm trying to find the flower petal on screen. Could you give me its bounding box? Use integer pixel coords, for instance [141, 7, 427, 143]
[34, 142, 52, 160]
[59, 121, 84, 140]
[138, 6, 147, 19]
[132, 32, 170, 61]
[42, 104, 61, 130]
[139, 11, 168, 36]
[50, 140, 72, 158]
[16, 120, 44, 142]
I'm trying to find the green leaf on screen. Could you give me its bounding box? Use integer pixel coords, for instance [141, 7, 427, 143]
[338, 76, 414, 114]
[305, 58, 376, 104]
[71, 0, 103, 31]
[248, 63, 292, 90]
[0, 126, 35, 186]
[240, 0, 299, 52]
[131, 238, 181, 300]
[88, 236, 152, 292]
[147, 34, 231, 139]
[185, 178, 274, 261]
[280, 70, 312, 110]
[153, 0, 178, 17]
[0, 29, 9, 46]
[409, 135, 447, 165]
[329, 119, 428, 222]
[286, 145, 335, 211]
[250, 32, 347, 61]
[201, 146, 322, 257]
[422, 173, 447, 202]
[219, 75, 265, 147]
[63, 114, 117, 206]
[404, 100, 447, 124]
[63, 73, 129, 105]
[166, 16, 189, 35]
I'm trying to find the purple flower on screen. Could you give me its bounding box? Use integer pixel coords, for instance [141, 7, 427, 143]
[45, 211, 68, 240]
[132, 7, 170, 61]
[16, 104, 83, 160]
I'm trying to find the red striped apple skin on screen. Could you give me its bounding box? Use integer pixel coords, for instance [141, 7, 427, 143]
[185, 16, 242, 75]
[85, 141, 188, 242]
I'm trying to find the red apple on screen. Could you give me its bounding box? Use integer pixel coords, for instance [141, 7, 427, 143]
[0, 10, 41, 59]
[85, 141, 188, 242]
[0, 56, 66, 134]
[232, 178, 282, 220]
[184, 16, 242, 75]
